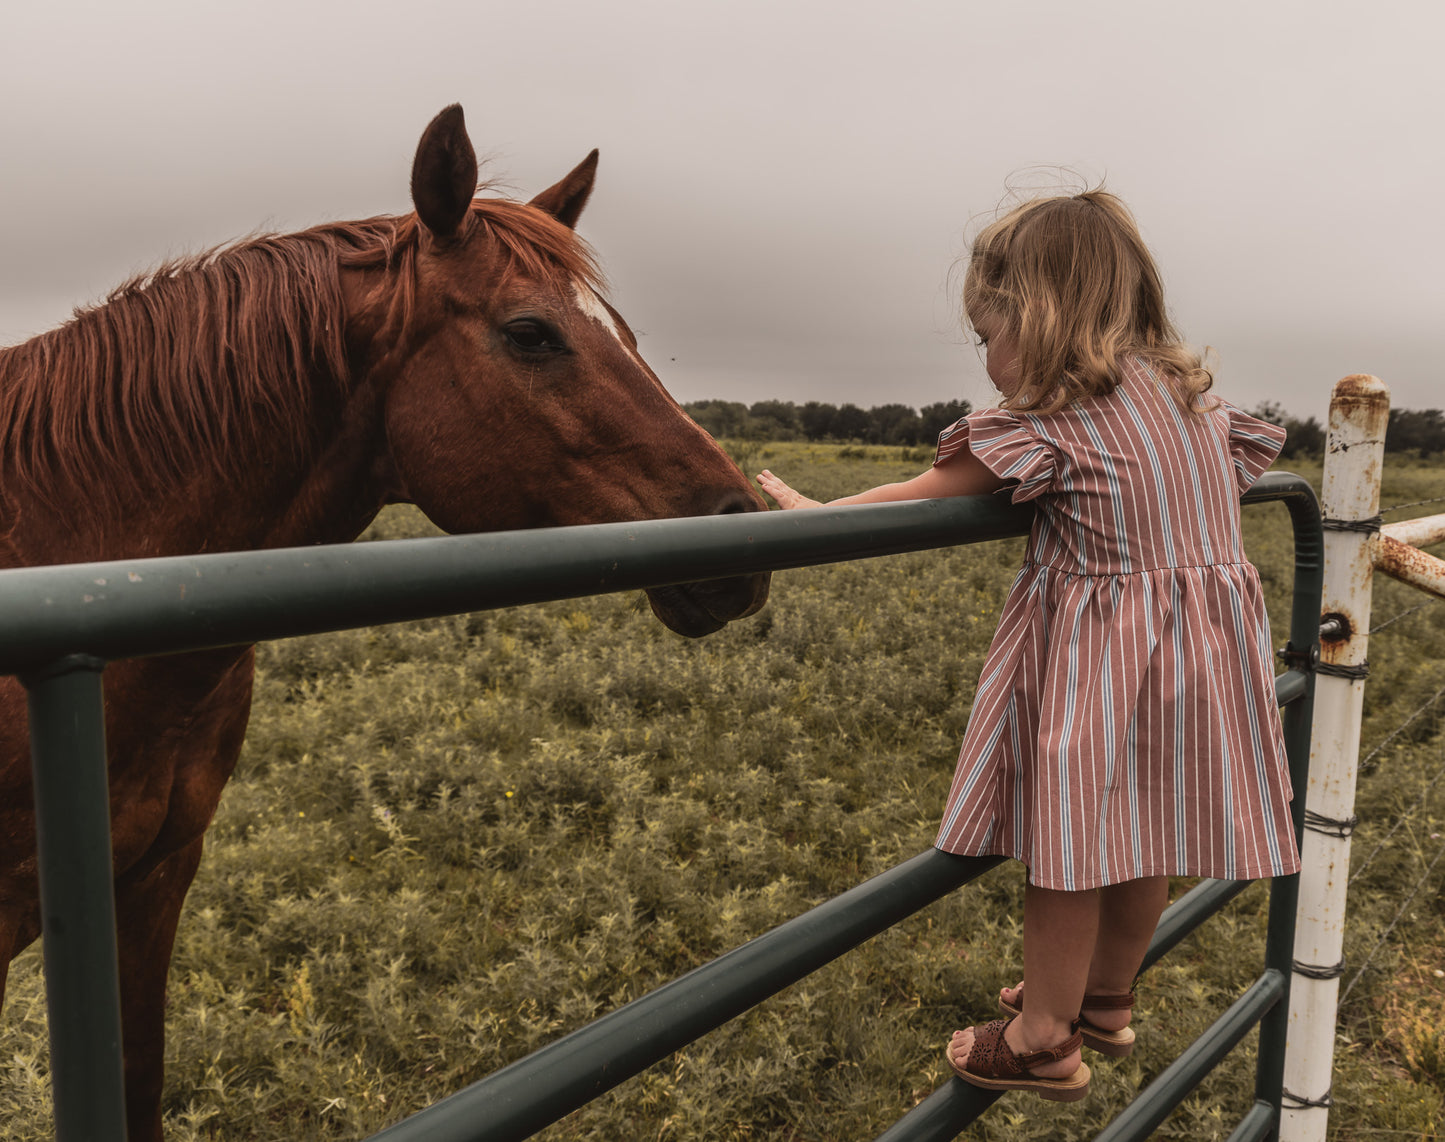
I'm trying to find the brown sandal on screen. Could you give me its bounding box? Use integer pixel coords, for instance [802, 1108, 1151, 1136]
[998, 985, 1137, 1057]
[946, 1017, 1091, 1102]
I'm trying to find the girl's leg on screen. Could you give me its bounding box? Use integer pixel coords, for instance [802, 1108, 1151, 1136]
[999, 874, 1170, 1034]
[954, 882, 1097, 1079]
[1082, 875, 1169, 1030]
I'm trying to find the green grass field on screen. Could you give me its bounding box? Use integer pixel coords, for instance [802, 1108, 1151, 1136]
[3, 447, 1443, 1140]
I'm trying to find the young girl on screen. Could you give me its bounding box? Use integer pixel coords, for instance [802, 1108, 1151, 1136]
[757, 190, 1296, 1102]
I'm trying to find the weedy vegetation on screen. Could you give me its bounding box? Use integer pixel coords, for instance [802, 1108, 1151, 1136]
[2, 447, 1443, 1140]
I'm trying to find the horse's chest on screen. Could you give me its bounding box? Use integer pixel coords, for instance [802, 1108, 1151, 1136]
[0, 651, 254, 889]
[101, 652, 257, 869]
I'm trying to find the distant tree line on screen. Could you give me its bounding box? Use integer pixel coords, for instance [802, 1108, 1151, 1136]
[682, 397, 1445, 458]
[1384, 407, 1445, 457]
[682, 399, 972, 446]
[1251, 402, 1445, 459]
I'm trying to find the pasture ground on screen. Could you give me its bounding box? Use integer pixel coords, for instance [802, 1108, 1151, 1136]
[2, 445, 1443, 1140]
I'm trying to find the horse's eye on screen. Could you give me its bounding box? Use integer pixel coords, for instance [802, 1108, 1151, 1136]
[503, 319, 564, 354]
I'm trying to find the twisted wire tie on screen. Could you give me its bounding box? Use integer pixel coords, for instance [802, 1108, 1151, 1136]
[1281, 1087, 1333, 1110]
[1292, 958, 1346, 980]
[1303, 811, 1358, 839]
[1321, 515, 1383, 534]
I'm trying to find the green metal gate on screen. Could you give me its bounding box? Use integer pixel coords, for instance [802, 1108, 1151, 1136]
[0, 472, 1321, 1141]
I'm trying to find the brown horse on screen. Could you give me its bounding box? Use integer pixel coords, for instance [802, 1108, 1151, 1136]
[0, 105, 768, 1140]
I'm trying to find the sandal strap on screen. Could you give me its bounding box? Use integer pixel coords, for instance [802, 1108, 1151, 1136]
[1013, 1024, 1085, 1068]
[1007, 984, 1137, 1013]
[1081, 990, 1136, 1011]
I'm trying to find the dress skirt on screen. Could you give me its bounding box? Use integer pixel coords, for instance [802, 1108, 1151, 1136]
[931, 359, 1300, 890]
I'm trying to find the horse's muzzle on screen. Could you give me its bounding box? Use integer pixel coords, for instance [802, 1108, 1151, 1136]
[642, 489, 771, 637]
[645, 570, 770, 638]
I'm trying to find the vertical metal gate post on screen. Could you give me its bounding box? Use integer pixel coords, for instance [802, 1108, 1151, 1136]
[22, 655, 129, 1142]
[1251, 464, 1326, 1133]
[1279, 375, 1390, 1140]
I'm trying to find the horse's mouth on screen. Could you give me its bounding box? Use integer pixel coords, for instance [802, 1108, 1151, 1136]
[645, 574, 770, 638]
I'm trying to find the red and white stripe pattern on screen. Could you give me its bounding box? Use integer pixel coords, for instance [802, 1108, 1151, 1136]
[933, 359, 1298, 890]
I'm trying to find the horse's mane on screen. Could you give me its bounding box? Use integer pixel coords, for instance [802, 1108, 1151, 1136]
[0, 195, 603, 517]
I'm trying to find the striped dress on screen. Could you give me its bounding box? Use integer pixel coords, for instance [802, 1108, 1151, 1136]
[932, 357, 1299, 891]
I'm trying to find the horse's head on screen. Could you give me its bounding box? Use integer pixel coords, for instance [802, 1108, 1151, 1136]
[360, 105, 768, 637]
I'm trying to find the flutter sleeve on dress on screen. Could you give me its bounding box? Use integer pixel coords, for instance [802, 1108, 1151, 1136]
[932, 408, 1060, 504]
[1222, 404, 1288, 494]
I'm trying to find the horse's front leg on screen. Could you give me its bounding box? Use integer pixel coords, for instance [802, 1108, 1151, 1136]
[98, 648, 255, 1140]
[0, 907, 38, 1018]
[114, 835, 205, 1142]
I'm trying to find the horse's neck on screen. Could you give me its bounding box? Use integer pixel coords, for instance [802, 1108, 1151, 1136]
[243, 374, 398, 550]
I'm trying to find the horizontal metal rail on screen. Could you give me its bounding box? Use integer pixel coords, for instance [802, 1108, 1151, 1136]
[0, 473, 1311, 672]
[368, 851, 1004, 1142]
[1093, 971, 1286, 1142]
[1275, 668, 1308, 706]
[873, 1079, 1003, 1142]
[1140, 878, 1256, 976]
[0, 495, 1036, 672]
[1226, 1101, 1279, 1142]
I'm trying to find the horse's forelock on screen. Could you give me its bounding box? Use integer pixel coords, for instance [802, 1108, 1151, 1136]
[466, 198, 607, 298]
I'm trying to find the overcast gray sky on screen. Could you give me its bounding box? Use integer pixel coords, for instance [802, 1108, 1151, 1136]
[3, 0, 1440, 422]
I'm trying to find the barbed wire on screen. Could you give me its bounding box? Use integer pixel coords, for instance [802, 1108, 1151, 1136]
[1370, 599, 1440, 635]
[1359, 684, 1445, 772]
[1340, 834, 1445, 1006]
[1380, 494, 1445, 515]
[1349, 746, 1445, 887]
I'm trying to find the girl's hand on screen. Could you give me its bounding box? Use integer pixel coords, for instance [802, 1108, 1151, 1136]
[756, 469, 822, 510]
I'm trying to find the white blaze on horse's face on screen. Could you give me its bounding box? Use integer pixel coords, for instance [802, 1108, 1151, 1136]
[571, 282, 621, 341]
[572, 282, 647, 371]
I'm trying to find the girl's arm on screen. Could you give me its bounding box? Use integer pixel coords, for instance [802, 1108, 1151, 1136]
[757, 447, 1005, 510]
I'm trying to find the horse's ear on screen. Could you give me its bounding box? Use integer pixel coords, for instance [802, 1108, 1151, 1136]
[411, 104, 478, 241]
[529, 150, 598, 230]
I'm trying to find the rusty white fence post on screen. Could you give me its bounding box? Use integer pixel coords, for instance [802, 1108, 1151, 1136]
[1279, 375, 1389, 1141]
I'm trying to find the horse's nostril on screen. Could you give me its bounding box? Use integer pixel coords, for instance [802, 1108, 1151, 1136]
[711, 490, 760, 516]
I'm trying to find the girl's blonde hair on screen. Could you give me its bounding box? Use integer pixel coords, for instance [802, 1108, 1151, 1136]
[963, 189, 1214, 414]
